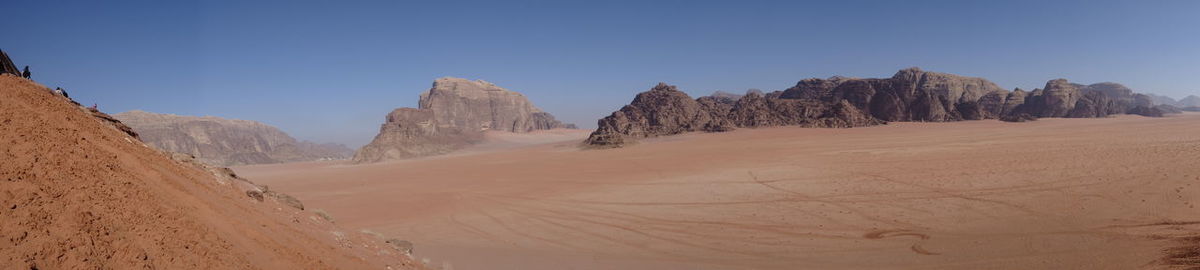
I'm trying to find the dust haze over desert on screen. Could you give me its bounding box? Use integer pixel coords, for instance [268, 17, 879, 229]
[4, 1, 1200, 270]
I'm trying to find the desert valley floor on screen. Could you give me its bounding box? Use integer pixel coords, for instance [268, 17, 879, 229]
[236, 113, 1200, 270]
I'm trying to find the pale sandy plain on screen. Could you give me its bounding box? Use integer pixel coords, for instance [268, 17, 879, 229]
[236, 114, 1200, 270]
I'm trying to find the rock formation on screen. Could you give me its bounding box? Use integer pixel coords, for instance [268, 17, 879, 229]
[586, 68, 1174, 148]
[585, 82, 881, 148]
[0, 49, 20, 76]
[354, 77, 573, 163]
[113, 110, 353, 166]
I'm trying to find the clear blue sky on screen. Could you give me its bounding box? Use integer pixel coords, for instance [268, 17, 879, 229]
[4, 0, 1199, 147]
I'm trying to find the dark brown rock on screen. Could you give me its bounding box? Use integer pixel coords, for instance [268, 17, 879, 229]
[1127, 106, 1165, 117]
[585, 83, 732, 148]
[586, 68, 1171, 148]
[0, 49, 19, 76]
[585, 83, 879, 147]
[1000, 88, 1028, 116]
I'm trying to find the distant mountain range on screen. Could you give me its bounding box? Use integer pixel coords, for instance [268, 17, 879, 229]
[1144, 93, 1200, 109]
[586, 67, 1187, 148]
[113, 110, 353, 166]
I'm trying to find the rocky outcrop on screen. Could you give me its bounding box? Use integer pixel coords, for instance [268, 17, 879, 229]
[586, 83, 880, 148]
[113, 110, 353, 166]
[417, 77, 572, 132]
[586, 68, 1175, 148]
[351, 108, 483, 161]
[354, 77, 573, 163]
[0, 49, 18, 76]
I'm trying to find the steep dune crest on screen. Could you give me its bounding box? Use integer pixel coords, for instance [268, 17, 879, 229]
[0, 75, 420, 269]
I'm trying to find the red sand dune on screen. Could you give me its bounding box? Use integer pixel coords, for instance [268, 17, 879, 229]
[0, 75, 423, 269]
[240, 111, 1200, 269]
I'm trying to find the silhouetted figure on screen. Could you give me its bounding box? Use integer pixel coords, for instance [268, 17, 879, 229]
[22, 66, 30, 79]
[54, 87, 69, 98]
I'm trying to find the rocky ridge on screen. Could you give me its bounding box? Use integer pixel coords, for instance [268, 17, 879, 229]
[353, 77, 573, 163]
[586, 68, 1180, 148]
[113, 110, 353, 166]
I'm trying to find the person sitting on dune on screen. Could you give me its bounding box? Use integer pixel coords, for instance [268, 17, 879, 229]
[22, 66, 30, 79]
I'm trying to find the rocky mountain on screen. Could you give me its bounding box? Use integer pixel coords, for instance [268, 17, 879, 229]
[586, 68, 1174, 148]
[113, 110, 353, 166]
[1180, 95, 1200, 107]
[586, 83, 881, 147]
[354, 77, 574, 163]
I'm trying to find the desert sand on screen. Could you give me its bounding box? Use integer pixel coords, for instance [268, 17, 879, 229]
[236, 114, 1200, 269]
[0, 76, 421, 269]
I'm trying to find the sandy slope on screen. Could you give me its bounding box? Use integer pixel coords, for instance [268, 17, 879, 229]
[0, 75, 422, 269]
[237, 112, 1200, 269]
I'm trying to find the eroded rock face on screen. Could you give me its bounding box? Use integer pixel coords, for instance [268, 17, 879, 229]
[418, 77, 570, 132]
[585, 83, 733, 148]
[778, 68, 1007, 122]
[354, 77, 572, 162]
[587, 68, 1169, 148]
[113, 110, 353, 166]
[352, 108, 482, 162]
[585, 83, 880, 148]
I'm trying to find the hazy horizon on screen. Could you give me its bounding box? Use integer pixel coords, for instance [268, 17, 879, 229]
[5, 0, 1200, 147]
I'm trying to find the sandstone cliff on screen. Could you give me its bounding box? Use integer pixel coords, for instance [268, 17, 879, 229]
[113, 110, 353, 166]
[353, 77, 573, 163]
[586, 68, 1171, 148]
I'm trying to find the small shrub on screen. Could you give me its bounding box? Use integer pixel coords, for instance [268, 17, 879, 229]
[314, 209, 335, 223]
[360, 229, 384, 239]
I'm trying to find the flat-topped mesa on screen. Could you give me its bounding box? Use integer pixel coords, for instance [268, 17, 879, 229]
[419, 77, 571, 132]
[585, 67, 1173, 148]
[353, 77, 574, 163]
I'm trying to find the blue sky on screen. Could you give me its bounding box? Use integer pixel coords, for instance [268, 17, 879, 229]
[4, 0, 1199, 147]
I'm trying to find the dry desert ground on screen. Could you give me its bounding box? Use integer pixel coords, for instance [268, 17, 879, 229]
[236, 113, 1200, 270]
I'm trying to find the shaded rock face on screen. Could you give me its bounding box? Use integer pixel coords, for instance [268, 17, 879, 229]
[1006, 80, 1148, 120]
[778, 68, 1007, 122]
[585, 83, 880, 148]
[354, 77, 572, 163]
[587, 68, 1171, 148]
[352, 108, 482, 162]
[1156, 104, 1184, 114]
[113, 110, 353, 166]
[0, 49, 19, 76]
